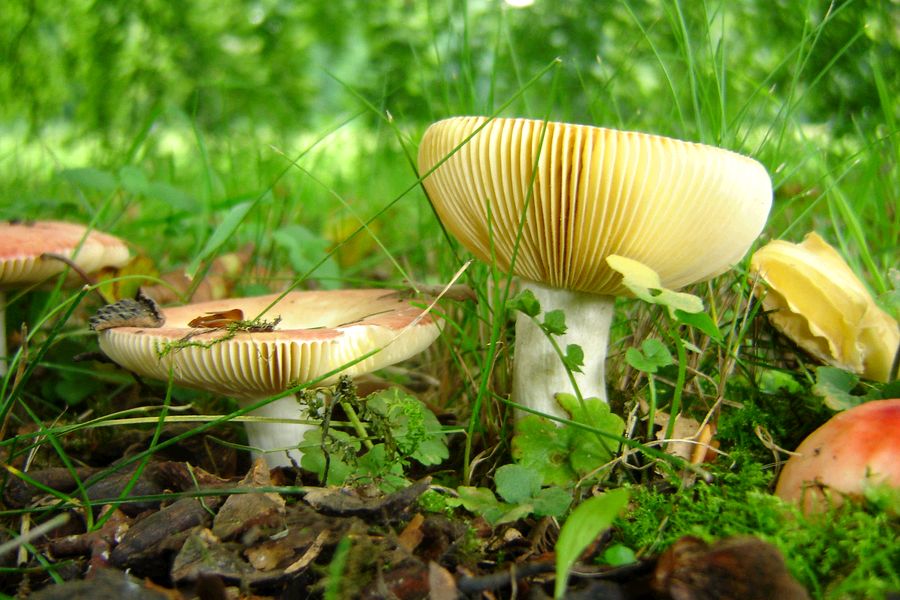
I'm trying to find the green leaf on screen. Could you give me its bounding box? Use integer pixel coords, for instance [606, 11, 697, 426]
[118, 165, 150, 195]
[511, 415, 575, 487]
[364, 388, 449, 466]
[59, 167, 118, 194]
[300, 428, 359, 485]
[556, 394, 625, 477]
[450, 486, 519, 523]
[507, 289, 541, 317]
[562, 344, 585, 373]
[271, 224, 341, 289]
[186, 200, 253, 278]
[542, 310, 568, 336]
[494, 503, 536, 524]
[811, 366, 869, 411]
[532, 486, 572, 518]
[606, 255, 704, 316]
[495, 464, 542, 504]
[600, 543, 637, 566]
[512, 395, 625, 487]
[625, 338, 673, 373]
[145, 181, 198, 211]
[758, 369, 803, 395]
[674, 309, 723, 342]
[554, 489, 630, 599]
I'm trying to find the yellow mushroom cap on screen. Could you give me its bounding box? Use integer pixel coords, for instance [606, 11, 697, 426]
[750, 232, 899, 382]
[418, 116, 772, 295]
[97, 290, 441, 398]
[0, 220, 130, 286]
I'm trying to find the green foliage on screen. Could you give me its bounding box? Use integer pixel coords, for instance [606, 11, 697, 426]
[299, 386, 448, 489]
[448, 464, 572, 525]
[512, 395, 625, 487]
[554, 488, 630, 599]
[507, 289, 541, 318]
[606, 255, 704, 317]
[541, 310, 568, 336]
[812, 366, 900, 412]
[271, 224, 341, 288]
[599, 543, 637, 567]
[186, 200, 254, 278]
[625, 338, 674, 374]
[362, 388, 449, 466]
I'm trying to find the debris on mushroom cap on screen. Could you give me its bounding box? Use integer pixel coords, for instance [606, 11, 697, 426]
[96, 289, 442, 398]
[750, 232, 899, 382]
[0, 220, 131, 286]
[417, 116, 772, 295]
[775, 399, 900, 514]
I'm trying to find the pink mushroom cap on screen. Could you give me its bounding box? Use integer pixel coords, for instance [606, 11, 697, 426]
[775, 399, 900, 513]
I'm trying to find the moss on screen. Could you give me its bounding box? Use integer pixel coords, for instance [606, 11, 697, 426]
[618, 451, 900, 599]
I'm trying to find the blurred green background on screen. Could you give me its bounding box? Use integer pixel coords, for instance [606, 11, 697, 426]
[1, 0, 897, 287]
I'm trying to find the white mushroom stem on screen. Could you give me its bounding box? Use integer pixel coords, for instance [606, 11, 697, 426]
[241, 395, 316, 469]
[511, 281, 615, 420]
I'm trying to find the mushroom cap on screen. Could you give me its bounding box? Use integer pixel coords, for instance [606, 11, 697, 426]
[750, 232, 899, 382]
[418, 116, 772, 295]
[97, 290, 441, 399]
[775, 399, 900, 514]
[0, 220, 130, 287]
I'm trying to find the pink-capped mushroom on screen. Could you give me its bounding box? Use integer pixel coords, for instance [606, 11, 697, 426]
[94, 289, 441, 467]
[775, 399, 900, 514]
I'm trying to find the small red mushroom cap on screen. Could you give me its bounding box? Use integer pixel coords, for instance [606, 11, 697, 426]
[775, 399, 900, 513]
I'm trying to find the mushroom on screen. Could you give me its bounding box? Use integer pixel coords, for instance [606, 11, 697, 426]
[775, 399, 900, 514]
[95, 289, 442, 468]
[749, 232, 899, 382]
[0, 220, 130, 376]
[417, 116, 772, 419]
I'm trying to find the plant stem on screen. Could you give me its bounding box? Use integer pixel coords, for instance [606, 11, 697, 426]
[339, 399, 374, 451]
[0, 290, 6, 377]
[664, 330, 688, 444]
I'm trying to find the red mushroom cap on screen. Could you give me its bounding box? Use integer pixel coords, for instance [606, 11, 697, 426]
[775, 399, 900, 513]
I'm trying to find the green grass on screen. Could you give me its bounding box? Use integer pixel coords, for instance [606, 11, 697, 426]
[1, 1, 897, 597]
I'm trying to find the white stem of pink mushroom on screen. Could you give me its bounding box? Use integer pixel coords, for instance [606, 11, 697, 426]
[511, 281, 615, 421]
[241, 395, 317, 468]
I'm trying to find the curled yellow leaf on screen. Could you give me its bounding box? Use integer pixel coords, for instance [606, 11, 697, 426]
[750, 232, 898, 382]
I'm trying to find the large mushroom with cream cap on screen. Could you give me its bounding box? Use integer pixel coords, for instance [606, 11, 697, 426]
[94, 289, 442, 468]
[418, 116, 772, 419]
[0, 220, 130, 376]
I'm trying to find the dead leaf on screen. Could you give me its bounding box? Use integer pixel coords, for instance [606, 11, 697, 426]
[648, 408, 717, 464]
[212, 459, 285, 542]
[398, 513, 426, 553]
[188, 308, 244, 328]
[428, 562, 459, 600]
